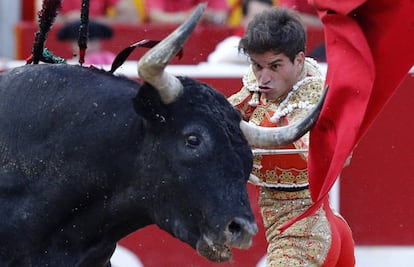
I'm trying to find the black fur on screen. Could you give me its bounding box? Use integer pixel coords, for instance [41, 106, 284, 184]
[0, 64, 254, 266]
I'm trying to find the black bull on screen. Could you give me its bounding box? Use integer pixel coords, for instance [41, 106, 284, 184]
[0, 63, 257, 266]
[0, 6, 261, 266]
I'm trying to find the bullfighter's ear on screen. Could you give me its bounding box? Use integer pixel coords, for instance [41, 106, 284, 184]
[133, 83, 168, 123]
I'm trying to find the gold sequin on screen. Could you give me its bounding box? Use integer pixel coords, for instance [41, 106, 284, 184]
[260, 188, 331, 266]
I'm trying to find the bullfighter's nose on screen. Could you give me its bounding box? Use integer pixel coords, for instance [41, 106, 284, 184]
[225, 217, 258, 249]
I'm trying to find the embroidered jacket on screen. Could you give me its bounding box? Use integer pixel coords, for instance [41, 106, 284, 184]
[228, 58, 324, 189]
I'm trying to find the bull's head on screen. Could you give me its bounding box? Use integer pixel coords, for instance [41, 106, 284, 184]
[135, 2, 324, 262]
[135, 4, 257, 262]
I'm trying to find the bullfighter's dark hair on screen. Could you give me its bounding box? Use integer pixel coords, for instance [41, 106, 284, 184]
[238, 7, 306, 62]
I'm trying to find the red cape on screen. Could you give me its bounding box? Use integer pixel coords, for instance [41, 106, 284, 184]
[280, 0, 414, 231]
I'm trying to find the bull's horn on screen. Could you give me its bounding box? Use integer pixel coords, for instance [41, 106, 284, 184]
[137, 4, 205, 104]
[241, 87, 328, 148]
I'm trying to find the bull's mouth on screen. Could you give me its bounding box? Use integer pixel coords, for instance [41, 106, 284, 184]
[195, 217, 258, 262]
[196, 235, 233, 262]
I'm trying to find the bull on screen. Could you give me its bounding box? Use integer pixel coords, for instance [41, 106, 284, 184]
[0, 4, 324, 267]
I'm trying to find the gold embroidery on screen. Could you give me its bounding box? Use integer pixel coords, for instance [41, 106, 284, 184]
[250, 106, 267, 125]
[253, 153, 308, 187]
[249, 101, 281, 125]
[255, 166, 308, 187]
[227, 86, 251, 106]
[259, 188, 331, 266]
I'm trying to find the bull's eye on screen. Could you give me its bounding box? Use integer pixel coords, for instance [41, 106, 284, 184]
[179, 124, 212, 159]
[186, 135, 200, 147]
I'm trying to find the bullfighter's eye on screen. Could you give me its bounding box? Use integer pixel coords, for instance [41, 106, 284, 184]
[186, 135, 200, 146]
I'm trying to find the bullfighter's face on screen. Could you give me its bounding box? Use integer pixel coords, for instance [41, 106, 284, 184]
[250, 51, 305, 101]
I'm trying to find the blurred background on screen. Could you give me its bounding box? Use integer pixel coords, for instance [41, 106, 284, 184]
[1, 1, 414, 266]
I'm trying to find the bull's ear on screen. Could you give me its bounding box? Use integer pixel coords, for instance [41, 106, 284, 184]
[133, 83, 169, 123]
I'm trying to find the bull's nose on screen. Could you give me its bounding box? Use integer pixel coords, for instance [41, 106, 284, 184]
[229, 217, 258, 235]
[226, 217, 258, 249]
